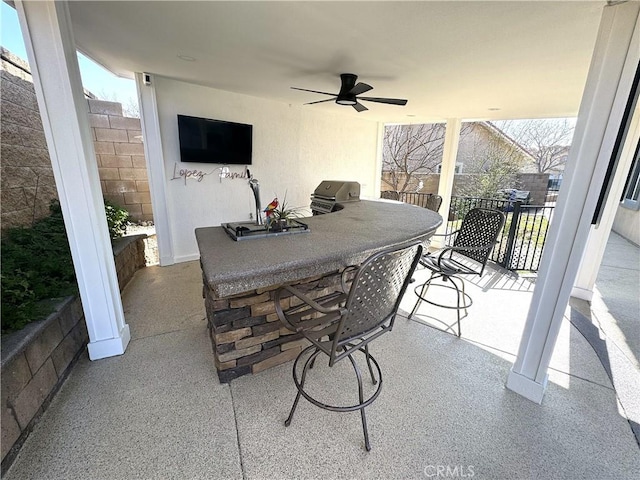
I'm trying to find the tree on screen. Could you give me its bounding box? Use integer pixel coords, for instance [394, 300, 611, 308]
[382, 123, 447, 193]
[97, 89, 140, 118]
[494, 119, 575, 173]
[457, 125, 526, 199]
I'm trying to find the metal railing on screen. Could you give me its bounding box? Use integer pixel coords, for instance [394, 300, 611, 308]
[389, 192, 554, 272]
[447, 196, 554, 272]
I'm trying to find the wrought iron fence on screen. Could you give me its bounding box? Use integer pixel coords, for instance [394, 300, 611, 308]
[389, 192, 554, 272]
[447, 196, 554, 271]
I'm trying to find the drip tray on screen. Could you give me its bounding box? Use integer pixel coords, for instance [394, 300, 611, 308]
[222, 219, 310, 241]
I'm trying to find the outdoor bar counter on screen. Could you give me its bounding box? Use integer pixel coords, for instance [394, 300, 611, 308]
[196, 199, 442, 382]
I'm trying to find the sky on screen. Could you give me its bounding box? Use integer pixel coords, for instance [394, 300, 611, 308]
[1, 2, 138, 110]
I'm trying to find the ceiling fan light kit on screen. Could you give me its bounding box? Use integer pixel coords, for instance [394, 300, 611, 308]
[292, 73, 407, 112]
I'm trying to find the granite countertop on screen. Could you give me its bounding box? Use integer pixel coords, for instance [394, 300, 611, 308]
[195, 199, 442, 298]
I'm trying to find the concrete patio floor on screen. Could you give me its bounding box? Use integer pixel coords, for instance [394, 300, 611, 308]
[4, 233, 639, 479]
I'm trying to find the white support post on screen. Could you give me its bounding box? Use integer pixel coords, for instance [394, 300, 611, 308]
[16, 0, 130, 359]
[572, 98, 640, 301]
[373, 122, 385, 197]
[432, 119, 462, 248]
[506, 2, 639, 403]
[135, 72, 175, 266]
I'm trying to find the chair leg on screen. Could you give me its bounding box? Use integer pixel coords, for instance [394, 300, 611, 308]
[460, 277, 469, 319]
[346, 352, 371, 451]
[450, 276, 466, 338]
[285, 348, 321, 427]
[409, 272, 435, 319]
[364, 343, 377, 385]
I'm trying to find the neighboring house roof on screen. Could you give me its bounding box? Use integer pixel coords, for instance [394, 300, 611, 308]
[382, 121, 536, 174]
[479, 121, 537, 163]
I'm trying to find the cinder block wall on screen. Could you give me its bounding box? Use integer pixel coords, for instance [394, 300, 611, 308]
[88, 99, 153, 222]
[517, 173, 550, 205]
[0, 48, 58, 229]
[0, 48, 153, 230]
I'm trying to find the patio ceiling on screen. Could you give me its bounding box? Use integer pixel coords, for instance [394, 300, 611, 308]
[67, 1, 604, 123]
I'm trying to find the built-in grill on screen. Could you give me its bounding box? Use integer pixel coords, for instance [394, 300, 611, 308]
[310, 180, 361, 215]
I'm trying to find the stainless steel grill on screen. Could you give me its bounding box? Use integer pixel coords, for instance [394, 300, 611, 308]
[310, 181, 360, 215]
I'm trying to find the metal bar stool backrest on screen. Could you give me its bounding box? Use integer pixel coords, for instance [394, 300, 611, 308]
[329, 242, 423, 364]
[425, 194, 443, 213]
[450, 207, 506, 272]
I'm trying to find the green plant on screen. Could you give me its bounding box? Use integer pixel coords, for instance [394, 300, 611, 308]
[1, 199, 132, 333]
[265, 194, 302, 230]
[104, 200, 130, 239]
[1, 201, 77, 333]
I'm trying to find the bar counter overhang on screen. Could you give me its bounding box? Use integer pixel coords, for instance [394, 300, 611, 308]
[195, 200, 442, 382]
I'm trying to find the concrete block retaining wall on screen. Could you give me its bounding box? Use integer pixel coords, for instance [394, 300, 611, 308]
[1, 47, 152, 230]
[1, 297, 86, 469]
[1, 235, 147, 471]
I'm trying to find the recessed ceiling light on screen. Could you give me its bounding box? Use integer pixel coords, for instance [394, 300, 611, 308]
[488, 107, 501, 111]
[406, 114, 416, 117]
[177, 54, 196, 62]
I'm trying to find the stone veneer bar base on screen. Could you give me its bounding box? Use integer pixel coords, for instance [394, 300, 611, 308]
[205, 269, 349, 383]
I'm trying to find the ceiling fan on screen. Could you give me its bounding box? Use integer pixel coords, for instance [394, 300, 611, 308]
[291, 73, 408, 112]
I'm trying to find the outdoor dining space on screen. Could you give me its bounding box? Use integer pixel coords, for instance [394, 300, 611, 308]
[3, 233, 638, 480]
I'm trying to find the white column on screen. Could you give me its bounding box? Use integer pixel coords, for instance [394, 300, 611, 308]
[16, 0, 130, 359]
[373, 122, 385, 197]
[572, 99, 640, 301]
[135, 73, 175, 265]
[506, 2, 639, 403]
[432, 118, 462, 248]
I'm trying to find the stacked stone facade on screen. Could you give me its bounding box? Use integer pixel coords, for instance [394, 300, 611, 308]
[205, 270, 351, 383]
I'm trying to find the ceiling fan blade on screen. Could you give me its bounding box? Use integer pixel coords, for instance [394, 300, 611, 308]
[349, 82, 373, 96]
[291, 87, 337, 96]
[358, 96, 408, 106]
[353, 102, 368, 113]
[304, 97, 337, 105]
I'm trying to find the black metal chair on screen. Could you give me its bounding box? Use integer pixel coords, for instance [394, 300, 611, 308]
[274, 241, 423, 451]
[409, 207, 505, 337]
[424, 193, 443, 213]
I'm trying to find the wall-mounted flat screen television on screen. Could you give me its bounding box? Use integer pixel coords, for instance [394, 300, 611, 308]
[177, 114, 252, 164]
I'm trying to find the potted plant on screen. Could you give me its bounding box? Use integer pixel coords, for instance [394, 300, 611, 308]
[265, 194, 302, 232]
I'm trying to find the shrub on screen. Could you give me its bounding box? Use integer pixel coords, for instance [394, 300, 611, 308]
[1, 201, 77, 333]
[104, 200, 130, 239]
[1, 200, 132, 333]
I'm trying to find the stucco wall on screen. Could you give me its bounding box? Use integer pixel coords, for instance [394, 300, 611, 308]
[613, 205, 640, 245]
[153, 76, 380, 262]
[456, 122, 533, 172]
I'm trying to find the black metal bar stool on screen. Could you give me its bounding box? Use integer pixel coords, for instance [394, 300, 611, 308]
[274, 241, 422, 451]
[409, 207, 505, 337]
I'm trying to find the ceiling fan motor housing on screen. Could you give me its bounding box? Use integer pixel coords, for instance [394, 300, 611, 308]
[336, 73, 358, 105]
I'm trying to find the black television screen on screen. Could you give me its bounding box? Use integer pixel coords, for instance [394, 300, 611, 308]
[177, 114, 252, 164]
